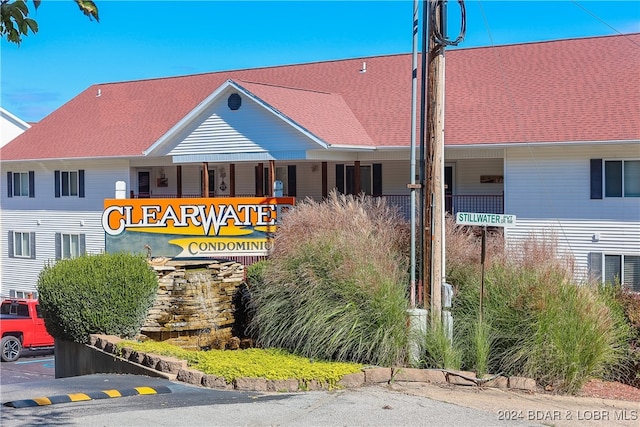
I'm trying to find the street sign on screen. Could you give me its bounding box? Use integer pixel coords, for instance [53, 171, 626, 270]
[456, 212, 516, 227]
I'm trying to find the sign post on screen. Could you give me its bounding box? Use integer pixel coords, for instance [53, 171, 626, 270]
[456, 212, 517, 323]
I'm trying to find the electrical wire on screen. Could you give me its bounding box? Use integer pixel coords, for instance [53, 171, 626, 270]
[432, 0, 466, 47]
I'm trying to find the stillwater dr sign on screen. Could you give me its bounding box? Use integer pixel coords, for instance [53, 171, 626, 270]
[456, 212, 516, 227]
[102, 197, 295, 258]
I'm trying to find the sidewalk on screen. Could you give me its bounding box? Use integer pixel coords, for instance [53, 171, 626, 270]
[386, 381, 639, 427]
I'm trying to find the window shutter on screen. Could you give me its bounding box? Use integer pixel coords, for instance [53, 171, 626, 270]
[588, 252, 602, 282]
[79, 169, 85, 198]
[590, 159, 602, 199]
[28, 171, 35, 198]
[7, 172, 12, 198]
[80, 234, 86, 256]
[287, 165, 297, 197]
[8, 231, 14, 258]
[54, 170, 61, 198]
[336, 164, 344, 193]
[30, 232, 36, 259]
[55, 233, 61, 260]
[373, 163, 383, 196]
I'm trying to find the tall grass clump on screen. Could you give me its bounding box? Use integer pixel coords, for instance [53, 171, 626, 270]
[446, 220, 632, 393]
[505, 282, 630, 393]
[248, 191, 410, 366]
[418, 312, 462, 370]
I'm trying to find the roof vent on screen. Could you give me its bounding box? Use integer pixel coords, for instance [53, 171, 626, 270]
[228, 93, 241, 110]
[359, 62, 367, 73]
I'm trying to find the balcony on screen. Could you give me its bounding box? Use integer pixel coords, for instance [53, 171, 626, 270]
[381, 194, 504, 219]
[129, 192, 504, 219]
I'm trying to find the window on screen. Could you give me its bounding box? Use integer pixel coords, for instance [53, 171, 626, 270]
[7, 289, 38, 300]
[258, 166, 297, 196]
[55, 170, 85, 198]
[55, 233, 85, 260]
[591, 159, 640, 199]
[6, 171, 35, 198]
[8, 231, 35, 259]
[62, 171, 78, 196]
[336, 163, 382, 196]
[589, 252, 640, 292]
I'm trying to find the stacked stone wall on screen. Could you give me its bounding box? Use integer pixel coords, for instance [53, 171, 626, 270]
[141, 259, 245, 349]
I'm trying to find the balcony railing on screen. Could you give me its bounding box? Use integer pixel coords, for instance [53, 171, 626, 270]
[381, 194, 504, 219]
[129, 192, 504, 219]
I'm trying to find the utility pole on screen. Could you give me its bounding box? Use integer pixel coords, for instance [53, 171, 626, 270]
[422, 0, 465, 324]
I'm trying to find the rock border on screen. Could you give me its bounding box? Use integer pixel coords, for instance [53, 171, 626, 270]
[89, 334, 537, 393]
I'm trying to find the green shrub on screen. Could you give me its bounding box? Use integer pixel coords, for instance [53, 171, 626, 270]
[597, 283, 640, 388]
[446, 221, 632, 393]
[248, 192, 410, 366]
[117, 340, 363, 388]
[37, 252, 158, 343]
[505, 282, 630, 393]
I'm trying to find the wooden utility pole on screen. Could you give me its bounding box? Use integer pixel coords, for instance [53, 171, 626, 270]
[424, 0, 465, 322]
[423, 0, 446, 320]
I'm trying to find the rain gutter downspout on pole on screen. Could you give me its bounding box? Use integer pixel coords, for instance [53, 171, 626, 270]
[409, 0, 420, 308]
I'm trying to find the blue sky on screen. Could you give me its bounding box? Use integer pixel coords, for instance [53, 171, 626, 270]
[1, 0, 639, 123]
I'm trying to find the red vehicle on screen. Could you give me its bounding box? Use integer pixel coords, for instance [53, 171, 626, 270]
[0, 299, 54, 362]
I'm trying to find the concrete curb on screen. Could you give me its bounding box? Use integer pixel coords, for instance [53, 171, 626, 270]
[88, 335, 538, 393]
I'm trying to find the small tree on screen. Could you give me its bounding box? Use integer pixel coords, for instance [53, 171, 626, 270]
[1, 0, 99, 45]
[37, 252, 158, 343]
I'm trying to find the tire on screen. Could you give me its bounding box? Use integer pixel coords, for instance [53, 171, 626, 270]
[1, 336, 22, 362]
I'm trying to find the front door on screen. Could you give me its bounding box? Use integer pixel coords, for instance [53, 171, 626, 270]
[445, 165, 453, 214]
[138, 171, 150, 198]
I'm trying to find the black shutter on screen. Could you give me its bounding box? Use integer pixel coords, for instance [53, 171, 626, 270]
[336, 164, 344, 194]
[30, 232, 36, 259]
[54, 170, 61, 198]
[287, 165, 297, 197]
[8, 231, 14, 258]
[28, 171, 35, 198]
[7, 172, 12, 198]
[373, 163, 383, 196]
[80, 234, 86, 256]
[79, 169, 85, 198]
[55, 233, 61, 260]
[590, 159, 602, 199]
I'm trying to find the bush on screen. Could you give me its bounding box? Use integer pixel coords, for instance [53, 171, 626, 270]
[117, 340, 363, 388]
[505, 282, 630, 393]
[37, 252, 158, 343]
[599, 284, 640, 388]
[446, 221, 632, 393]
[248, 192, 410, 366]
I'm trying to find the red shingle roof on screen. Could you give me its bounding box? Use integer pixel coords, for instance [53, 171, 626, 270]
[2, 34, 638, 161]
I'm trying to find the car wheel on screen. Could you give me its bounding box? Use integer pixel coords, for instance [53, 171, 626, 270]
[1, 336, 22, 362]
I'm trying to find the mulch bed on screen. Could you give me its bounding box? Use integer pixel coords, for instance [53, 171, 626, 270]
[578, 379, 640, 402]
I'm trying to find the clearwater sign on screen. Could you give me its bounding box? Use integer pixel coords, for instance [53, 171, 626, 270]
[456, 212, 516, 227]
[102, 197, 295, 258]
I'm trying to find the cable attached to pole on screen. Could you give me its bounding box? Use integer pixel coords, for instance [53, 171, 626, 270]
[431, 0, 466, 47]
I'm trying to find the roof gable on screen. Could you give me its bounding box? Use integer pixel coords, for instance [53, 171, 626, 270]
[149, 81, 330, 161]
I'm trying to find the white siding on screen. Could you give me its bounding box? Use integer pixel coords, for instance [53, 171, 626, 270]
[1, 159, 129, 296]
[0, 210, 106, 296]
[0, 108, 30, 147]
[505, 144, 640, 220]
[166, 90, 320, 157]
[503, 143, 640, 285]
[506, 219, 640, 283]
